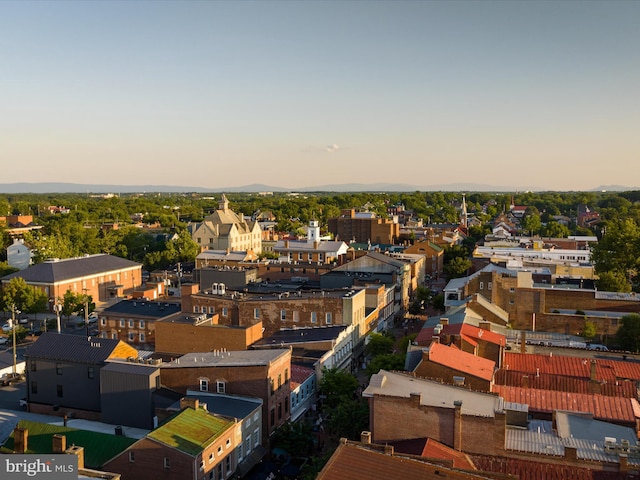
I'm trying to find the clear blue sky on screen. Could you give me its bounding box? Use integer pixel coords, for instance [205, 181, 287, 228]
[2, 1, 639, 190]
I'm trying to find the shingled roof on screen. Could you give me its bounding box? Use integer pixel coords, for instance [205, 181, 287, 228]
[25, 333, 137, 364]
[1, 254, 139, 283]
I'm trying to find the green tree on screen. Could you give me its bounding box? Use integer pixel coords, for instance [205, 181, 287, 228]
[596, 270, 631, 293]
[591, 218, 640, 291]
[522, 213, 542, 236]
[1, 277, 41, 313]
[615, 314, 640, 352]
[366, 353, 406, 376]
[0, 261, 19, 277]
[318, 368, 359, 410]
[542, 221, 570, 238]
[327, 397, 369, 440]
[365, 332, 394, 357]
[444, 256, 472, 279]
[581, 320, 597, 340]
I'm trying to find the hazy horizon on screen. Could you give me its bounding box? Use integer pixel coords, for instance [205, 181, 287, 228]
[2, 1, 639, 191]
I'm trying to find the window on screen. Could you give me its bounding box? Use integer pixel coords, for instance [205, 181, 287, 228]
[217, 446, 223, 457]
[222, 307, 228, 317]
[209, 306, 215, 314]
[245, 435, 252, 456]
[310, 312, 317, 323]
[509, 287, 516, 293]
[209, 453, 214, 464]
[488, 282, 492, 290]
[480, 282, 484, 290]
[57, 385, 63, 398]
[216, 380, 226, 394]
[509, 299, 515, 305]
[217, 463, 223, 478]
[278, 402, 282, 420]
[293, 311, 299, 322]
[139, 320, 145, 329]
[88, 367, 94, 379]
[308, 253, 313, 262]
[31, 381, 37, 394]
[56, 363, 62, 375]
[325, 313, 332, 324]
[270, 408, 275, 426]
[194, 306, 200, 313]
[298, 253, 303, 261]
[200, 379, 209, 392]
[164, 457, 170, 469]
[119, 319, 125, 328]
[128, 332, 135, 342]
[139, 333, 145, 342]
[101, 318, 106, 326]
[285, 368, 289, 382]
[30, 360, 36, 372]
[129, 451, 135, 463]
[200, 460, 205, 471]
[254, 308, 260, 319]
[280, 309, 286, 321]
[237, 443, 243, 461]
[278, 374, 282, 389]
[285, 396, 288, 413]
[112, 332, 117, 339]
[612, 318, 618, 326]
[225, 456, 230, 475]
[254, 428, 260, 446]
[226, 438, 231, 449]
[319, 253, 324, 262]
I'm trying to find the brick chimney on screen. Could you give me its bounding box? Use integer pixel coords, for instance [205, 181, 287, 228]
[522, 375, 529, 389]
[180, 397, 199, 410]
[384, 444, 394, 455]
[360, 431, 372, 444]
[590, 359, 597, 382]
[13, 427, 28, 453]
[453, 400, 463, 451]
[439, 318, 449, 326]
[52, 434, 66, 453]
[66, 445, 84, 470]
[520, 331, 527, 354]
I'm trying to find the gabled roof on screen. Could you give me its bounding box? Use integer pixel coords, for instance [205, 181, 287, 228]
[390, 438, 476, 470]
[420, 342, 496, 382]
[25, 333, 137, 364]
[416, 322, 506, 347]
[492, 385, 640, 424]
[317, 441, 493, 480]
[1, 254, 139, 284]
[148, 407, 235, 456]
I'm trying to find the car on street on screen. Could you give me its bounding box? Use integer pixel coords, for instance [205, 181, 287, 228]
[2, 323, 12, 333]
[0, 336, 8, 345]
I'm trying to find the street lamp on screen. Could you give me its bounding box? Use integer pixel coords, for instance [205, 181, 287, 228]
[53, 300, 62, 334]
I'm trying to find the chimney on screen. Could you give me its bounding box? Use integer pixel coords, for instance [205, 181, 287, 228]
[564, 446, 578, 461]
[53, 434, 66, 453]
[619, 454, 629, 473]
[590, 359, 597, 382]
[453, 400, 463, 451]
[384, 444, 394, 455]
[432, 335, 440, 344]
[360, 431, 372, 444]
[284, 240, 289, 249]
[522, 375, 529, 389]
[520, 331, 527, 354]
[180, 397, 199, 411]
[439, 318, 449, 326]
[14, 427, 28, 453]
[66, 445, 84, 470]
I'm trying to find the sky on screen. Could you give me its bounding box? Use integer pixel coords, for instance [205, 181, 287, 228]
[1, 1, 639, 191]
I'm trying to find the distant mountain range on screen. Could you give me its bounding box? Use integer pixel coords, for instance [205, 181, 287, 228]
[0, 182, 638, 194]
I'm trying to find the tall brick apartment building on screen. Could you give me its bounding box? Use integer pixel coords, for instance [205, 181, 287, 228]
[328, 209, 400, 244]
[160, 349, 291, 444]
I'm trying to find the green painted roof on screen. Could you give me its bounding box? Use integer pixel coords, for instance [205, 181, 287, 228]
[148, 408, 234, 456]
[3, 420, 136, 469]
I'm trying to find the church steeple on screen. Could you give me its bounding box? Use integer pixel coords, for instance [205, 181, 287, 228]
[218, 194, 229, 212]
[460, 194, 468, 228]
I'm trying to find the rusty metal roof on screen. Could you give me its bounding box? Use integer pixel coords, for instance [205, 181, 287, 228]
[493, 385, 640, 424]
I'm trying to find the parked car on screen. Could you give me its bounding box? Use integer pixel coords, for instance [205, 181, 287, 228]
[88, 313, 99, 324]
[1, 323, 12, 333]
[18, 317, 29, 325]
[588, 343, 609, 351]
[19, 397, 27, 409]
[0, 336, 8, 345]
[1, 372, 24, 386]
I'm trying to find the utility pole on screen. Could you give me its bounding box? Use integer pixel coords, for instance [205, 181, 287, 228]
[82, 288, 89, 337]
[11, 304, 20, 375]
[54, 300, 62, 334]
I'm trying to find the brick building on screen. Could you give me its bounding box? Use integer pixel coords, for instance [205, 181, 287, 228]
[402, 240, 445, 281]
[154, 312, 263, 356]
[328, 209, 400, 244]
[187, 287, 371, 340]
[98, 299, 181, 348]
[160, 349, 291, 443]
[1, 254, 142, 305]
[104, 405, 240, 480]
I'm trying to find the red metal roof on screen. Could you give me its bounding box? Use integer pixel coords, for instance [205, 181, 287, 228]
[416, 322, 505, 347]
[426, 342, 496, 381]
[503, 352, 640, 383]
[492, 385, 640, 424]
[470, 454, 622, 480]
[290, 364, 314, 389]
[494, 369, 638, 398]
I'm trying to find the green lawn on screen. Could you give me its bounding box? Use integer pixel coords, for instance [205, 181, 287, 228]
[3, 420, 137, 468]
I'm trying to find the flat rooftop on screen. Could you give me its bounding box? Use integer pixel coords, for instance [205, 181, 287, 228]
[162, 349, 290, 368]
